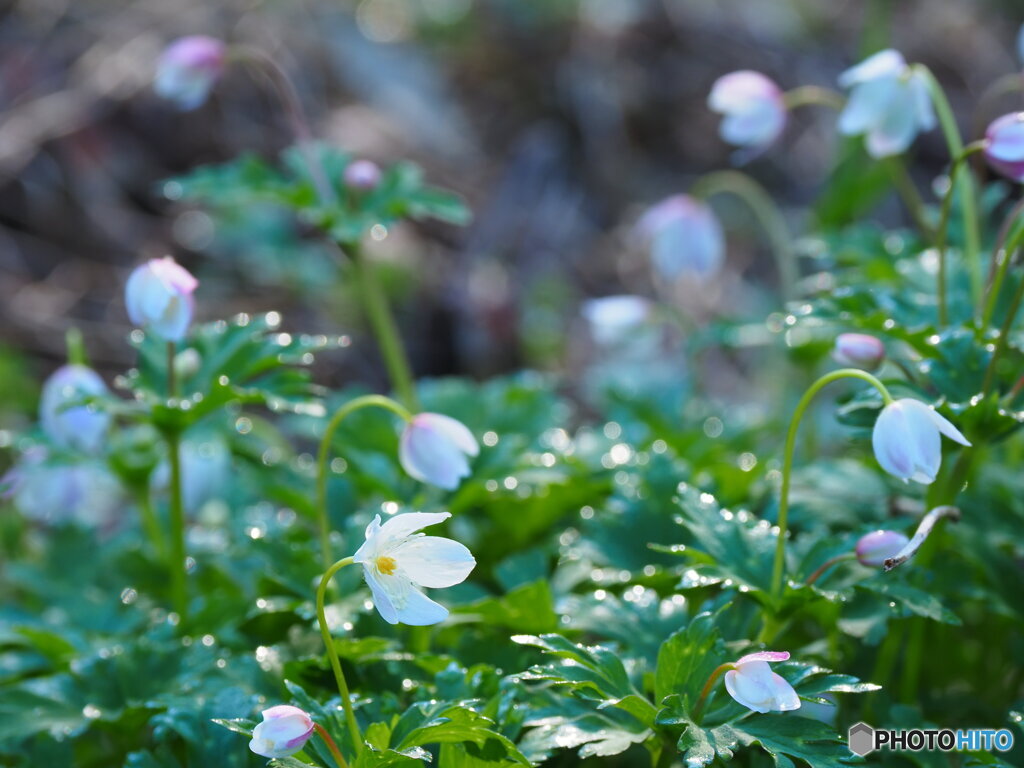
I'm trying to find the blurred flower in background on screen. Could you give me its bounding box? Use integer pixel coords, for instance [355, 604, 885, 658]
[708, 71, 787, 155]
[2, 447, 120, 528]
[831, 333, 885, 371]
[838, 49, 935, 158]
[39, 364, 111, 454]
[636, 195, 724, 282]
[125, 257, 199, 342]
[154, 36, 227, 110]
[984, 112, 1024, 183]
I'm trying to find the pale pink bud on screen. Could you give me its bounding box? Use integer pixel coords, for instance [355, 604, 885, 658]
[125, 257, 198, 342]
[832, 333, 885, 370]
[636, 195, 724, 281]
[855, 530, 910, 567]
[984, 113, 1024, 183]
[344, 160, 382, 191]
[708, 71, 787, 151]
[248, 705, 315, 759]
[154, 36, 227, 111]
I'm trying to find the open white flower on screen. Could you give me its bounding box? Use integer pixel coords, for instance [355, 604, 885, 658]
[724, 651, 800, 714]
[872, 398, 970, 484]
[838, 49, 935, 158]
[353, 511, 475, 626]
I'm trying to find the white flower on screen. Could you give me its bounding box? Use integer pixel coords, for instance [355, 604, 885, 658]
[353, 511, 475, 626]
[724, 651, 800, 714]
[249, 705, 314, 759]
[399, 413, 479, 491]
[155, 36, 227, 111]
[636, 195, 724, 281]
[40, 364, 111, 454]
[708, 70, 787, 152]
[837, 49, 935, 158]
[581, 295, 653, 347]
[125, 257, 198, 342]
[872, 398, 970, 484]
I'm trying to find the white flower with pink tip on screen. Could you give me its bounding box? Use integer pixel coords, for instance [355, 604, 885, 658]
[249, 705, 314, 759]
[724, 651, 801, 714]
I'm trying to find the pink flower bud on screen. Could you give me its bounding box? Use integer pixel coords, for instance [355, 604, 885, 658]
[154, 36, 227, 111]
[636, 195, 724, 281]
[855, 530, 910, 567]
[125, 257, 198, 342]
[344, 160, 383, 191]
[724, 651, 800, 713]
[40, 365, 111, 454]
[399, 413, 479, 491]
[708, 71, 787, 152]
[832, 333, 885, 371]
[984, 113, 1024, 183]
[249, 705, 315, 759]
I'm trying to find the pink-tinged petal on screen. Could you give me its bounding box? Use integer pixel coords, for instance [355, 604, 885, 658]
[987, 114, 1024, 161]
[416, 413, 479, 457]
[737, 651, 790, 664]
[856, 530, 910, 567]
[832, 333, 885, 370]
[391, 535, 476, 588]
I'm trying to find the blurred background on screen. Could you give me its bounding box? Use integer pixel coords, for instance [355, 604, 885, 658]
[1, 0, 1022, 432]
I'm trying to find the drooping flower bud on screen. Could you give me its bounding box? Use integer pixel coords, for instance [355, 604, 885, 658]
[983, 113, 1024, 183]
[248, 705, 315, 759]
[399, 413, 479, 491]
[344, 160, 382, 191]
[708, 71, 787, 152]
[154, 36, 227, 111]
[872, 399, 970, 484]
[40, 365, 111, 454]
[581, 295, 653, 347]
[837, 49, 935, 158]
[125, 257, 198, 342]
[724, 651, 800, 714]
[855, 529, 910, 567]
[636, 195, 724, 282]
[832, 333, 885, 371]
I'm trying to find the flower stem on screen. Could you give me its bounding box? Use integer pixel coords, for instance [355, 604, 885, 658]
[165, 341, 187, 623]
[981, 260, 1024, 396]
[781, 85, 845, 111]
[231, 46, 335, 205]
[314, 722, 350, 768]
[916, 65, 983, 310]
[316, 556, 362, 755]
[345, 240, 419, 410]
[691, 663, 736, 724]
[884, 158, 933, 239]
[691, 171, 797, 302]
[804, 552, 857, 586]
[65, 327, 87, 366]
[316, 394, 412, 569]
[770, 369, 894, 599]
[134, 487, 164, 559]
[981, 198, 1024, 330]
[933, 141, 987, 325]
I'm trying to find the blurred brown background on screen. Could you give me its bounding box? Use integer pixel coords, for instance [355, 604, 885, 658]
[1, 0, 1021, 422]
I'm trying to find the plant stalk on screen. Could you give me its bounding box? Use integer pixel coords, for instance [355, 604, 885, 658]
[316, 556, 363, 754]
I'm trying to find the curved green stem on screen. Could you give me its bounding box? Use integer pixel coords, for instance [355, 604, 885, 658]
[691, 663, 736, 724]
[804, 552, 857, 586]
[982, 198, 1024, 329]
[915, 65, 983, 309]
[782, 86, 845, 111]
[934, 142, 988, 326]
[314, 722, 350, 768]
[771, 369, 894, 599]
[344, 240, 419, 411]
[690, 170, 798, 302]
[316, 556, 362, 755]
[316, 395, 412, 568]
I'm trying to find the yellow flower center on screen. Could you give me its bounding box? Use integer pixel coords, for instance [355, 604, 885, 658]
[375, 555, 397, 575]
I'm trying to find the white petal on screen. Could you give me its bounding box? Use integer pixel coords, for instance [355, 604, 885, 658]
[375, 511, 452, 548]
[925, 407, 971, 446]
[909, 73, 936, 131]
[418, 413, 480, 457]
[724, 668, 772, 713]
[392, 535, 476, 588]
[838, 49, 907, 88]
[769, 673, 801, 711]
[873, 402, 917, 480]
[865, 95, 917, 158]
[400, 423, 472, 490]
[394, 586, 450, 625]
[363, 565, 400, 624]
[838, 78, 898, 136]
[899, 400, 943, 484]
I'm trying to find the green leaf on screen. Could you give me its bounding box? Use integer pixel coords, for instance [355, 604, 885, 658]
[654, 612, 727, 707]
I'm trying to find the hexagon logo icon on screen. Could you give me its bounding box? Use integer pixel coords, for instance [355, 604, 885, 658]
[848, 722, 875, 756]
